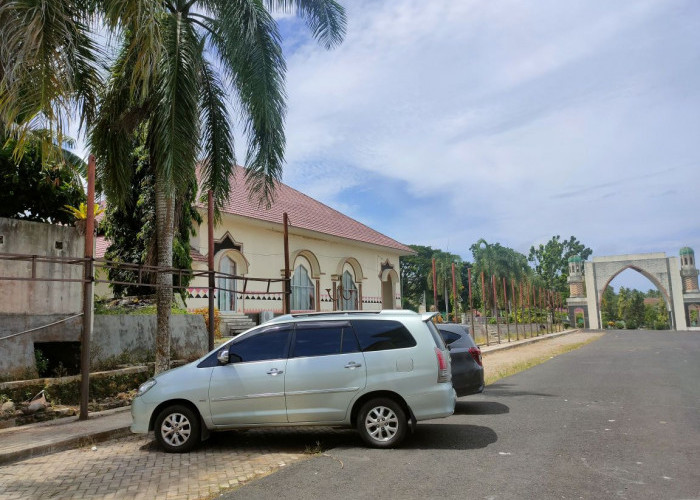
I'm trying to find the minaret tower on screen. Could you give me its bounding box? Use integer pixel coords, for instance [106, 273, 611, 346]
[567, 255, 585, 298]
[680, 247, 699, 293]
[566, 255, 588, 327]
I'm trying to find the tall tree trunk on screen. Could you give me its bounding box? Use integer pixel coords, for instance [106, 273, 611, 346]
[155, 180, 174, 374]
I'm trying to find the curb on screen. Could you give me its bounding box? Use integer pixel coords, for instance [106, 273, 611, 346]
[0, 406, 133, 467]
[481, 329, 581, 356]
[0, 426, 132, 466]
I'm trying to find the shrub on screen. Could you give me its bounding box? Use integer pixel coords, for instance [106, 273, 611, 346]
[193, 307, 221, 338]
[34, 350, 49, 377]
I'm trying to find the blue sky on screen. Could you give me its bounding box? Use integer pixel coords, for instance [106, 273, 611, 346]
[70, 0, 699, 292]
[270, 0, 700, 291]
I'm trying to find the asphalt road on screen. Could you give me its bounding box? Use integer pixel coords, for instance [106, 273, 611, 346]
[222, 330, 700, 500]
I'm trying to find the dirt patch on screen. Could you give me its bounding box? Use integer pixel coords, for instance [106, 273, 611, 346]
[482, 331, 605, 385]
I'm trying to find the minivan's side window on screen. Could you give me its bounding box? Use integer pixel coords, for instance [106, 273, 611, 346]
[293, 325, 342, 357]
[352, 320, 416, 352]
[291, 322, 360, 357]
[341, 326, 360, 353]
[229, 326, 291, 362]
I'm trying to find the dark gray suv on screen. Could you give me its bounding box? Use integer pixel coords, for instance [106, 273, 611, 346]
[437, 323, 484, 397]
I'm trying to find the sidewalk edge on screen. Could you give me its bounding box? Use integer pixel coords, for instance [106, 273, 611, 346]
[0, 426, 132, 466]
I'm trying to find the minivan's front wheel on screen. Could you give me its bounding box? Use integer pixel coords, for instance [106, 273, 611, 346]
[357, 398, 407, 448]
[154, 405, 200, 453]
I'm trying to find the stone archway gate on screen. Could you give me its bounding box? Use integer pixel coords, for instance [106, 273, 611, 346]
[567, 250, 700, 331]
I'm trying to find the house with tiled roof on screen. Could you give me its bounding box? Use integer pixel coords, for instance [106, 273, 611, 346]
[183, 167, 413, 323]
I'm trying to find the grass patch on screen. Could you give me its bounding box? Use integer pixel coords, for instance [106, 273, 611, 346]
[95, 303, 187, 315]
[304, 440, 324, 455]
[484, 337, 601, 385]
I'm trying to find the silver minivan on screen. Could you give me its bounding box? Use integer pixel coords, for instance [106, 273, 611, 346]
[131, 310, 456, 451]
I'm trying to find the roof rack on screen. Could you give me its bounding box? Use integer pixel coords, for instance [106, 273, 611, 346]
[287, 309, 419, 319]
[289, 310, 381, 318]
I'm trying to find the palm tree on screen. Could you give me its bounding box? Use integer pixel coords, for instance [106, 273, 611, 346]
[2, 0, 346, 374]
[92, 0, 346, 373]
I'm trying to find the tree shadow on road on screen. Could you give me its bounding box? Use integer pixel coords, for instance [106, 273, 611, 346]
[454, 400, 509, 415]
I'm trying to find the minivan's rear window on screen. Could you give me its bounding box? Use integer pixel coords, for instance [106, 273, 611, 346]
[426, 320, 447, 350]
[352, 320, 416, 352]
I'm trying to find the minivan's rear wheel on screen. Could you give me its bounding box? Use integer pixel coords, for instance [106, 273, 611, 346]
[154, 405, 200, 453]
[357, 398, 407, 448]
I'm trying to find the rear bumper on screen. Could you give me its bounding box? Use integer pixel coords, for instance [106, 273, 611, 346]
[406, 383, 456, 421]
[452, 364, 485, 397]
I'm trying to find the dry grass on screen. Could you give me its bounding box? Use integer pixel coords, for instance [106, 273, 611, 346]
[483, 332, 604, 386]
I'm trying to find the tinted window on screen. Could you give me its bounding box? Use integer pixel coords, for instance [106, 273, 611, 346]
[352, 320, 416, 352]
[426, 320, 447, 349]
[229, 326, 291, 362]
[438, 325, 477, 348]
[341, 326, 360, 353]
[292, 325, 342, 357]
[439, 330, 460, 345]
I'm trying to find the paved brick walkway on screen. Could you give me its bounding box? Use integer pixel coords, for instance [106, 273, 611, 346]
[0, 429, 355, 500]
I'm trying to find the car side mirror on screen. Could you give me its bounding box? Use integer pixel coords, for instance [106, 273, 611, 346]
[217, 348, 230, 365]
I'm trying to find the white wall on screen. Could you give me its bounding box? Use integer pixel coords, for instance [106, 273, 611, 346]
[0, 218, 84, 315]
[187, 212, 404, 313]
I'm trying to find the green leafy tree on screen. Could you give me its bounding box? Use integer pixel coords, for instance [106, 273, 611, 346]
[528, 235, 593, 298]
[600, 286, 618, 326]
[626, 290, 645, 329]
[400, 245, 463, 313]
[400, 245, 434, 311]
[102, 138, 201, 300]
[470, 239, 531, 313]
[616, 287, 645, 329]
[0, 135, 86, 224]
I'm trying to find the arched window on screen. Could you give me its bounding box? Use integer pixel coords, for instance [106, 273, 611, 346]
[291, 265, 315, 311]
[217, 255, 236, 311]
[341, 270, 357, 310]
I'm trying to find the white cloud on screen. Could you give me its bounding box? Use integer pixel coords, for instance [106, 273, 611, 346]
[278, 0, 700, 266]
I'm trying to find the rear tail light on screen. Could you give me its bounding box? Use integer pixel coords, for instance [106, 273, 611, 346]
[435, 347, 450, 383]
[468, 346, 483, 367]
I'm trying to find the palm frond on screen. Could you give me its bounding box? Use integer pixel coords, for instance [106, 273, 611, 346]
[264, 0, 346, 49]
[150, 12, 201, 199]
[102, 0, 167, 96]
[89, 42, 148, 206]
[0, 0, 101, 158]
[198, 58, 235, 217]
[205, 0, 286, 208]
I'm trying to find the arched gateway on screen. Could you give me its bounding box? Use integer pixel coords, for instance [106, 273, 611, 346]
[566, 248, 700, 330]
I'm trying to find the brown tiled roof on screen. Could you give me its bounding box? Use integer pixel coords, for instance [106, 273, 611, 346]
[205, 166, 413, 254]
[95, 235, 109, 258]
[190, 247, 207, 262]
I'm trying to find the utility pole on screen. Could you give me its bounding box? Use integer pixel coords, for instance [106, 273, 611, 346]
[283, 213, 291, 314]
[80, 155, 96, 421]
[207, 191, 215, 351]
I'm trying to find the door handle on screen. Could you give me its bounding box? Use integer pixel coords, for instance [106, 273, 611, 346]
[266, 368, 283, 375]
[344, 362, 362, 369]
